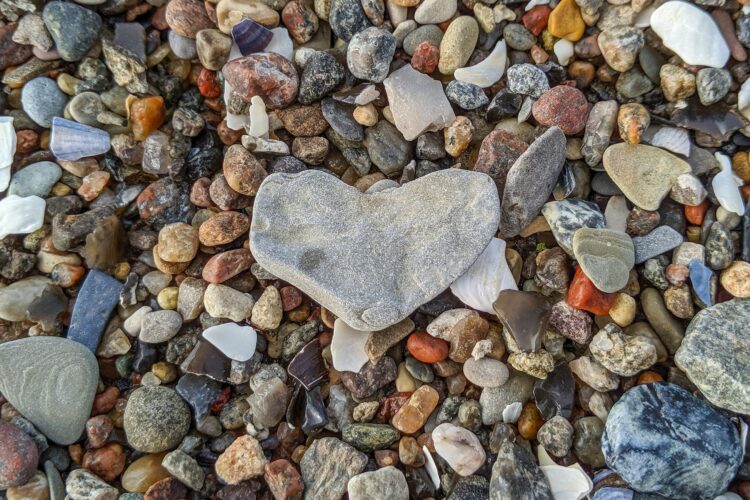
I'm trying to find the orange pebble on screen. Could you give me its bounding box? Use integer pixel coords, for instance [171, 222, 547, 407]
[406, 331, 449, 363]
[129, 96, 165, 141]
[517, 402, 544, 440]
[637, 371, 664, 384]
[567, 266, 617, 315]
[684, 199, 709, 225]
[197, 68, 222, 98]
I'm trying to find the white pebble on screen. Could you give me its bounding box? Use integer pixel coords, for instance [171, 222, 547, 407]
[553, 39, 574, 66]
[331, 319, 370, 373]
[502, 401, 523, 423]
[432, 423, 486, 477]
[202, 323, 258, 362]
[247, 96, 269, 139]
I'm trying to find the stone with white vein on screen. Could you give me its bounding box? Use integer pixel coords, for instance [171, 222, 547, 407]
[332, 319, 371, 373]
[202, 323, 258, 362]
[0, 195, 45, 240]
[651, 1, 729, 68]
[454, 40, 507, 88]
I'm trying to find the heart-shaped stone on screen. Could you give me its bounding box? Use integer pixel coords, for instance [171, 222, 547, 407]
[250, 169, 500, 330]
[0, 337, 98, 444]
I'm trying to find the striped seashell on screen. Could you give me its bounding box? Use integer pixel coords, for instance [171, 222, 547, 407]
[231, 19, 273, 56]
[49, 117, 110, 161]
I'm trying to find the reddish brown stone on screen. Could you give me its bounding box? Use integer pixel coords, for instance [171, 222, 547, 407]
[282, 0, 319, 44]
[532, 85, 589, 135]
[202, 248, 254, 283]
[82, 442, 126, 482]
[280, 286, 304, 311]
[522, 5, 552, 36]
[713, 10, 747, 62]
[407, 331, 449, 363]
[223, 53, 299, 109]
[223, 145, 268, 196]
[91, 386, 120, 415]
[190, 177, 213, 207]
[198, 211, 250, 246]
[217, 119, 244, 145]
[0, 24, 33, 70]
[145, 477, 189, 500]
[165, 0, 214, 38]
[152, 5, 169, 30]
[276, 103, 328, 137]
[374, 450, 399, 467]
[86, 415, 113, 449]
[569, 61, 596, 89]
[51, 263, 86, 288]
[473, 130, 528, 195]
[15, 130, 38, 154]
[411, 41, 439, 74]
[574, 34, 601, 58]
[375, 392, 412, 423]
[0, 421, 38, 489]
[264, 459, 304, 500]
[209, 174, 252, 211]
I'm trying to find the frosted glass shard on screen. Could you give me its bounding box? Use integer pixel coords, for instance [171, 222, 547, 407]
[648, 127, 690, 157]
[0, 195, 46, 240]
[202, 323, 258, 362]
[383, 64, 456, 141]
[455, 40, 507, 88]
[265, 28, 294, 62]
[331, 318, 370, 373]
[450, 238, 517, 314]
[713, 153, 745, 216]
[248, 96, 269, 138]
[49, 117, 110, 161]
[538, 446, 593, 500]
[0, 116, 16, 170]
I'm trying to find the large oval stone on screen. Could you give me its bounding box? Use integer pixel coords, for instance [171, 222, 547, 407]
[222, 53, 299, 109]
[602, 383, 742, 499]
[250, 169, 500, 330]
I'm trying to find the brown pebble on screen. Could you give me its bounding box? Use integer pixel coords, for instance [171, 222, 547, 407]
[91, 386, 120, 415]
[202, 248, 254, 283]
[82, 442, 126, 482]
[517, 402, 544, 440]
[198, 211, 250, 246]
[144, 477, 189, 500]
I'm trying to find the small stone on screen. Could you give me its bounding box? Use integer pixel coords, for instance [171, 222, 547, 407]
[251, 286, 283, 330]
[264, 460, 304, 500]
[602, 384, 742, 499]
[124, 386, 190, 453]
[139, 310, 183, 344]
[347, 27, 396, 83]
[490, 438, 553, 499]
[21, 77, 67, 128]
[609, 292, 636, 327]
[43, 1, 102, 62]
[569, 356, 619, 392]
[597, 26, 644, 72]
[329, 0, 371, 42]
[215, 435, 267, 485]
[508, 350, 555, 379]
[660, 63, 696, 102]
[573, 416, 605, 468]
[617, 103, 649, 145]
[432, 423, 485, 477]
[548, 0, 585, 41]
[696, 68, 731, 106]
[444, 116, 474, 157]
[493, 290, 550, 352]
[204, 283, 254, 322]
[572, 228, 634, 293]
[543, 199, 605, 255]
[392, 385, 439, 434]
[0, 421, 38, 489]
[196, 30, 232, 71]
[343, 423, 400, 452]
[537, 416, 574, 458]
[223, 145, 268, 196]
[506, 63, 549, 98]
[438, 16, 479, 75]
[463, 357, 509, 388]
[532, 86, 588, 135]
[341, 357, 397, 398]
[222, 53, 299, 109]
[8, 161, 61, 198]
[65, 469, 118, 500]
[632, 225, 684, 264]
[503, 23, 536, 51]
[300, 437, 367, 499]
[590, 323, 657, 376]
[298, 51, 346, 104]
[414, 0, 456, 24]
[348, 466, 409, 500]
[720, 261, 750, 298]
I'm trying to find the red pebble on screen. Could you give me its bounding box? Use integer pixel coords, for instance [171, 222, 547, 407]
[197, 68, 222, 98]
[523, 5, 552, 36]
[411, 41, 439, 74]
[407, 331, 449, 363]
[567, 266, 617, 315]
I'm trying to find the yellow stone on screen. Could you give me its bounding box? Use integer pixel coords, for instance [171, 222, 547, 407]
[157, 286, 179, 310]
[395, 362, 416, 392]
[152, 361, 178, 383]
[547, 0, 585, 41]
[121, 453, 170, 493]
[353, 104, 378, 127]
[391, 385, 439, 434]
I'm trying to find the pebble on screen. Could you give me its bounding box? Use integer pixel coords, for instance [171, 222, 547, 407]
[569, 356, 619, 392]
[139, 310, 183, 344]
[414, 0, 456, 24]
[590, 323, 657, 376]
[250, 169, 498, 331]
[215, 435, 267, 484]
[251, 286, 283, 330]
[542, 199, 605, 256]
[696, 68, 731, 106]
[123, 386, 191, 453]
[572, 228, 634, 293]
[547, 0, 585, 41]
[298, 51, 346, 104]
[347, 27, 396, 83]
[42, 1, 102, 62]
[438, 16, 479, 75]
[222, 53, 299, 109]
[506, 63, 550, 98]
[8, 161, 61, 198]
[432, 423, 485, 476]
[348, 466, 409, 500]
[300, 437, 367, 499]
[67, 269, 123, 352]
[537, 415, 574, 458]
[445, 80, 489, 110]
[21, 77, 67, 128]
[573, 416, 605, 467]
[204, 283, 254, 322]
[603, 143, 691, 211]
[0, 337, 98, 445]
[597, 26, 644, 72]
[532, 86, 588, 135]
[660, 63, 696, 102]
[631, 225, 684, 264]
[463, 357, 509, 388]
[602, 383, 742, 498]
[0, 421, 38, 489]
[331, 318, 370, 372]
[490, 438, 553, 498]
[65, 469, 118, 500]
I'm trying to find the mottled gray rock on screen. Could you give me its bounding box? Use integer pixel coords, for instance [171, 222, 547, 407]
[43, 1, 102, 62]
[0, 337, 98, 445]
[537, 415, 574, 458]
[329, 0, 371, 42]
[123, 386, 191, 453]
[446, 80, 489, 110]
[499, 127, 566, 238]
[162, 449, 205, 491]
[347, 27, 396, 83]
[506, 64, 549, 98]
[542, 199, 605, 256]
[348, 466, 408, 500]
[572, 228, 634, 293]
[480, 369, 535, 425]
[65, 469, 118, 500]
[21, 77, 67, 128]
[8, 161, 62, 198]
[490, 438, 553, 500]
[632, 225, 684, 264]
[139, 310, 183, 343]
[581, 100, 617, 167]
[364, 120, 413, 176]
[250, 170, 500, 330]
[590, 323, 657, 376]
[602, 383, 743, 499]
[675, 299, 750, 414]
[301, 437, 368, 499]
[574, 416, 605, 467]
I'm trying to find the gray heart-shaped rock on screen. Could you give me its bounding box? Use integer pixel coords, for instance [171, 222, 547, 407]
[0, 337, 98, 444]
[250, 170, 500, 330]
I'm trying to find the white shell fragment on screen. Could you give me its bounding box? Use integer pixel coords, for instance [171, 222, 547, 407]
[648, 127, 690, 157]
[202, 323, 258, 362]
[538, 446, 593, 500]
[713, 153, 745, 216]
[422, 445, 440, 488]
[553, 39, 574, 66]
[0, 195, 46, 240]
[331, 319, 371, 373]
[450, 238, 517, 314]
[0, 116, 16, 170]
[247, 96, 269, 138]
[651, 1, 729, 68]
[455, 40, 507, 88]
[502, 401, 523, 423]
[738, 78, 750, 120]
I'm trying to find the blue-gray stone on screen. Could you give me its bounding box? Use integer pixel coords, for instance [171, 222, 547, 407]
[631, 225, 684, 264]
[43, 2, 102, 62]
[8, 161, 62, 198]
[67, 270, 123, 352]
[688, 260, 714, 307]
[602, 383, 742, 500]
[446, 80, 490, 110]
[20, 77, 67, 128]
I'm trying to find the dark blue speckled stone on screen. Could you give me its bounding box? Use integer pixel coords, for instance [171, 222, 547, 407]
[601, 383, 742, 500]
[67, 269, 123, 352]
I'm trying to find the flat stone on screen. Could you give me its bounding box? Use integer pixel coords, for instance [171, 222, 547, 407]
[499, 127, 566, 238]
[572, 228, 634, 293]
[300, 437, 367, 499]
[21, 77, 67, 128]
[602, 383, 742, 499]
[490, 438, 553, 499]
[43, 1, 102, 62]
[348, 466, 409, 500]
[432, 423, 485, 477]
[675, 299, 750, 414]
[8, 161, 61, 198]
[365, 318, 415, 362]
[250, 169, 499, 331]
[342, 423, 400, 452]
[542, 199, 605, 256]
[0, 337, 98, 445]
[139, 310, 183, 344]
[67, 270, 123, 352]
[632, 225, 684, 264]
[603, 143, 691, 211]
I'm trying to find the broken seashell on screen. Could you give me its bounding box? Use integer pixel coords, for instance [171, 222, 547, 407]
[538, 446, 593, 500]
[647, 126, 690, 157]
[49, 117, 110, 161]
[0, 195, 46, 240]
[450, 238, 517, 314]
[502, 401, 523, 423]
[232, 18, 273, 56]
[202, 323, 257, 362]
[712, 153, 745, 216]
[331, 319, 370, 373]
[422, 445, 441, 488]
[0, 116, 16, 170]
[454, 40, 507, 88]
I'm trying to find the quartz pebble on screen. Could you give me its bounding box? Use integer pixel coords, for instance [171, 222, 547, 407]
[432, 423, 485, 477]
